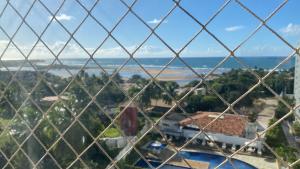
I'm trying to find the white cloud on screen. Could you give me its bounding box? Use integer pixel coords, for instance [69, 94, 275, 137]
[181, 47, 227, 57]
[96, 45, 172, 57]
[280, 23, 300, 36]
[0, 40, 217, 59]
[147, 18, 167, 25]
[0, 40, 173, 60]
[236, 45, 289, 56]
[0, 40, 243, 59]
[225, 25, 244, 32]
[48, 14, 73, 21]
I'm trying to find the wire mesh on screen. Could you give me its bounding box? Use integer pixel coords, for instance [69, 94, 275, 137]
[0, 0, 299, 169]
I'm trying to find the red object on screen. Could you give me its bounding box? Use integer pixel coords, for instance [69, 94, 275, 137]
[120, 106, 138, 136]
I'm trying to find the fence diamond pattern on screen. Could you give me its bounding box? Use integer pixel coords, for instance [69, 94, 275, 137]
[0, 0, 299, 169]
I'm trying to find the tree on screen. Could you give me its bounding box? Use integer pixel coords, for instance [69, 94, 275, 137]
[127, 74, 146, 84]
[0, 118, 10, 147]
[184, 80, 199, 88]
[275, 146, 298, 162]
[160, 81, 179, 105]
[264, 118, 300, 168]
[201, 95, 222, 111]
[182, 94, 202, 113]
[274, 99, 294, 121]
[293, 121, 300, 136]
[209, 69, 259, 107]
[128, 85, 152, 109]
[275, 102, 288, 119]
[265, 119, 285, 147]
[0, 70, 126, 168]
[112, 70, 124, 84]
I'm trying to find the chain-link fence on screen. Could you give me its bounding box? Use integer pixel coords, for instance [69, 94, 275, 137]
[0, 0, 299, 169]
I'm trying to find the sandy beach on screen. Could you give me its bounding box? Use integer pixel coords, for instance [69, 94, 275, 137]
[1, 63, 223, 84]
[111, 67, 221, 82]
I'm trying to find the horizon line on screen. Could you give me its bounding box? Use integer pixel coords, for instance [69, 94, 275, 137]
[0, 55, 294, 61]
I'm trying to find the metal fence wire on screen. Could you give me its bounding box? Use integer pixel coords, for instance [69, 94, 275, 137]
[0, 0, 299, 169]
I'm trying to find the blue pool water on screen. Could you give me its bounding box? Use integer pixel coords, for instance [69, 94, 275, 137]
[181, 151, 256, 169]
[136, 151, 257, 169]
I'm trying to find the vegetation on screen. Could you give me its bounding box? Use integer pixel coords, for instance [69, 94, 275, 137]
[265, 119, 287, 148]
[128, 75, 179, 108]
[293, 121, 300, 136]
[181, 70, 260, 113]
[265, 118, 300, 168]
[103, 128, 122, 138]
[0, 70, 126, 169]
[0, 67, 297, 168]
[274, 97, 294, 121]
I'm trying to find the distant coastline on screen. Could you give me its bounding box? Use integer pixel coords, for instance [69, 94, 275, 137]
[0, 57, 295, 85]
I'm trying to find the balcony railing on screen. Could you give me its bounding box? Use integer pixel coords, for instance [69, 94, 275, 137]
[0, 0, 299, 169]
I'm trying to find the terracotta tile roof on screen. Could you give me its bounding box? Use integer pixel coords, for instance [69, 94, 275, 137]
[179, 112, 248, 137]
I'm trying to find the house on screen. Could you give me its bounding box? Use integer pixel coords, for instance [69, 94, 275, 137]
[159, 111, 263, 155]
[159, 112, 186, 138]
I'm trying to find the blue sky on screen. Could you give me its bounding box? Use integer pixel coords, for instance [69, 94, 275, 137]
[0, 0, 299, 60]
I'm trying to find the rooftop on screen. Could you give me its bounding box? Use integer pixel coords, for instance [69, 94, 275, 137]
[179, 112, 248, 137]
[164, 112, 187, 122]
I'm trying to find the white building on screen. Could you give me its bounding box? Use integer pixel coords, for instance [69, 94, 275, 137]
[295, 55, 300, 121]
[159, 112, 263, 155]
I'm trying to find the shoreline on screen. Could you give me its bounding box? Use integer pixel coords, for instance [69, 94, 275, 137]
[0, 67, 222, 87]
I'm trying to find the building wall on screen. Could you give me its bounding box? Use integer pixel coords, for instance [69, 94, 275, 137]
[295, 55, 300, 120]
[158, 119, 182, 137]
[182, 129, 262, 149]
[119, 106, 138, 136]
[159, 120, 263, 150]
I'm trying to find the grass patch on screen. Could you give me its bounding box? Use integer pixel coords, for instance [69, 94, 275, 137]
[103, 128, 121, 138]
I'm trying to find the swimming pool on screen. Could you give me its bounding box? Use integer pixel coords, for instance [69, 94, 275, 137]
[136, 151, 257, 169]
[136, 160, 188, 169]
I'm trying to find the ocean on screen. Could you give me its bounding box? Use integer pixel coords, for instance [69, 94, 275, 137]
[1, 56, 295, 85]
[39, 56, 295, 70]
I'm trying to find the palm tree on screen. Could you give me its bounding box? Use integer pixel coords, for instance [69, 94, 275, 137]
[160, 81, 179, 105]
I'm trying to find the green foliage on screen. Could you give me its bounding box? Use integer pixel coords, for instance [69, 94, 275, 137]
[103, 128, 121, 138]
[210, 69, 259, 107]
[201, 95, 222, 111]
[0, 118, 11, 147]
[128, 75, 179, 108]
[180, 94, 224, 113]
[265, 118, 299, 168]
[0, 67, 296, 168]
[128, 74, 146, 84]
[293, 121, 300, 136]
[265, 70, 294, 95]
[275, 146, 298, 162]
[265, 119, 287, 148]
[79, 104, 106, 137]
[129, 85, 152, 108]
[275, 102, 289, 119]
[184, 80, 199, 88]
[160, 81, 179, 105]
[177, 69, 266, 113]
[274, 98, 294, 121]
[0, 70, 128, 169]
